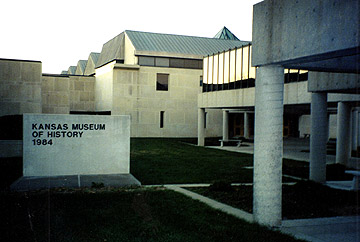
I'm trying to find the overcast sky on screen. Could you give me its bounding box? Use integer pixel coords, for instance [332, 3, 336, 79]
[0, 0, 262, 74]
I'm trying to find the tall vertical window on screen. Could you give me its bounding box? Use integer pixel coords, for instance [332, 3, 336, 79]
[156, 73, 169, 91]
[204, 112, 207, 129]
[160, 111, 165, 128]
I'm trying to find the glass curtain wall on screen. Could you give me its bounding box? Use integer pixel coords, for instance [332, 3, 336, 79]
[202, 44, 308, 92]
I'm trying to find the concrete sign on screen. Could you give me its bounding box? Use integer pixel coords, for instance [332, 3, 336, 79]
[23, 114, 130, 176]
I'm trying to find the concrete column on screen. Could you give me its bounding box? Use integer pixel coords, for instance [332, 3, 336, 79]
[244, 112, 250, 139]
[198, 108, 205, 146]
[223, 110, 229, 141]
[253, 65, 284, 227]
[309, 92, 328, 183]
[336, 102, 351, 165]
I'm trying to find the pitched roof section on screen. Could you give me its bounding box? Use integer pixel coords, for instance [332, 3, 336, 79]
[125, 30, 249, 57]
[96, 33, 125, 68]
[84, 52, 100, 75]
[89, 52, 100, 65]
[75, 60, 87, 75]
[214, 26, 240, 41]
[61, 70, 68, 75]
[68, 66, 77, 75]
[95, 30, 251, 68]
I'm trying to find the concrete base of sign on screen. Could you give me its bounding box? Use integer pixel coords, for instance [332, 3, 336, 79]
[10, 174, 141, 192]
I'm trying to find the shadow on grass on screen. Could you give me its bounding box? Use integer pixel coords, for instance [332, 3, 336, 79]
[187, 180, 360, 220]
[0, 157, 22, 191]
[0, 188, 302, 242]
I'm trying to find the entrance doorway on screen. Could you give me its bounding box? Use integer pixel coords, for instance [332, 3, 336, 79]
[228, 113, 254, 138]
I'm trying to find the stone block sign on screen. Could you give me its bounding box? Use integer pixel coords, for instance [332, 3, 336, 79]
[23, 114, 130, 176]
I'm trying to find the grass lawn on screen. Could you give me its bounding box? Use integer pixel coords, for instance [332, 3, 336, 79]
[130, 138, 302, 185]
[1, 139, 347, 189]
[0, 138, 355, 241]
[187, 181, 360, 219]
[130, 138, 254, 185]
[0, 188, 303, 242]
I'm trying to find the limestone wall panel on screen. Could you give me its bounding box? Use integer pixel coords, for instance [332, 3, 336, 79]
[0, 59, 42, 116]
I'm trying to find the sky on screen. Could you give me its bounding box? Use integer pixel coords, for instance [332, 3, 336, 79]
[0, 0, 262, 74]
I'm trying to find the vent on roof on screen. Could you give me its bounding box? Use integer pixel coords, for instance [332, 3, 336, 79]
[214, 26, 240, 41]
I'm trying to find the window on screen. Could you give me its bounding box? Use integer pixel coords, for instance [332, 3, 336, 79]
[204, 112, 207, 129]
[157, 73, 169, 91]
[138, 56, 202, 69]
[155, 58, 169, 67]
[200, 76, 203, 87]
[160, 111, 165, 128]
[169, 58, 184, 68]
[138, 56, 155, 66]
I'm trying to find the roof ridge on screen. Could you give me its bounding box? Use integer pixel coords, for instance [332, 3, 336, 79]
[125, 29, 247, 42]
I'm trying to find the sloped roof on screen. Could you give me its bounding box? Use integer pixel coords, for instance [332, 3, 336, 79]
[76, 60, 87, 74]
[96, 33, 124, 68]
[89, 52, 100, 65]
[68, 66, 77, 75]
[61, 70, 68, 75]
[125, 30, 249, 56]
[84, 52, 101, 75]
[96, 30, 251, 68]
[214, 26, 240, 41]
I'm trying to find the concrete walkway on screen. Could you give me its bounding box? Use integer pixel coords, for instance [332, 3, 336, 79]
[10, 174, 141, 191]
[210, 137, 360, 169]
[164, 184, 360, 242]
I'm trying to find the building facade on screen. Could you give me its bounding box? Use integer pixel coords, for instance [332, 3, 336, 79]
[0, 29, 250, 138]
[198, 44, 360, 142]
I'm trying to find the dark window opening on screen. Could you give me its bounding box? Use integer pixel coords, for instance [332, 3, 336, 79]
[204, 112, 207, 129]
[160, 111, 165, 128]
[138, 56, 202, 69]
[157, 73, 169, 91]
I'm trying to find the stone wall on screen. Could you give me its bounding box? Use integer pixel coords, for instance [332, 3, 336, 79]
[42, 75, 95, 114]
[111, 64, 202, 137]
[0, 59, 42, 116]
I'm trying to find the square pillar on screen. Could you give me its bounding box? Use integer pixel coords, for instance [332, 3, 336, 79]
[198, 108, 205, 146]
[253, 65, 284, 227]
[336, 102, 351, 165]
[310, 92, 328, 183]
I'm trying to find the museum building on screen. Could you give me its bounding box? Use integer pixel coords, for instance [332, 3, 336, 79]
[0, 28, 250, 138]
[0, 25, 359, 145]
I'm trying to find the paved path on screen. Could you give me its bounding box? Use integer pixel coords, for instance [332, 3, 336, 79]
[209, 137, 360, 169]
[10, 174, 141, 191]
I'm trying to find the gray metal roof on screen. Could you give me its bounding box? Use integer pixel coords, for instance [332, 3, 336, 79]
[77, 60, 87, 73]
[89, 52, 100, 65]
[125, 30, 250, 57]
[84, 52, 101, 75]
[68, 66, 77, 75]
[96, 33, 124, 68]
[96, 30, 251, 68]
